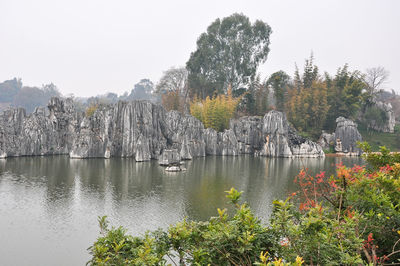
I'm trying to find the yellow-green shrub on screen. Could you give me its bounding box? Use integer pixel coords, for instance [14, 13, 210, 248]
[85, 104, 99, 117]
[190, 89, 240, 131]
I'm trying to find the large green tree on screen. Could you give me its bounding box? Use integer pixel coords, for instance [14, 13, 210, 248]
[286, 55, 329, 137]
[324, 65, 365, 130]
[186, 13, 272, 99]
[267, 70, 291, 111]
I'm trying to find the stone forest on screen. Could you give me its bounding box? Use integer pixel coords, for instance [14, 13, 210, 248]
[1, 9, 400, 266]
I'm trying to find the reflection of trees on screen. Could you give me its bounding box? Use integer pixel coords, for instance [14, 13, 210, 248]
[182, 156, 243, 220]
[182, 156, 364, 222]
[0, 156, 76, 222]
[0, 155, 365, 234]
[182, 156, 297, 221]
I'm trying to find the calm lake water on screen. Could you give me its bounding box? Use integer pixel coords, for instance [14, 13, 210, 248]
[0, 155, 363, 266]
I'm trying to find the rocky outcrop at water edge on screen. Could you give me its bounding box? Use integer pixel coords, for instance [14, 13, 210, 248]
[0, 97, 325, 160]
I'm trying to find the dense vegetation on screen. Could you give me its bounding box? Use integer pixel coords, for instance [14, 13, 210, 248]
[88, 142, 400, 265]
[190, 88, 240, 132]
[186, 13, 271, 98]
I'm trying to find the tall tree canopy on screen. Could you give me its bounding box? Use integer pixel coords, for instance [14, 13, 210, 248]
[186, 13, 272, 98]
[324, 65, 365, 130]
[286, 56, 329, 137]
[267, 70, 291, 111]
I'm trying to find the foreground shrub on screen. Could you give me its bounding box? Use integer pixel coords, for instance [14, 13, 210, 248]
[88, 188, 304, 265]
[285, 143, 400, 264]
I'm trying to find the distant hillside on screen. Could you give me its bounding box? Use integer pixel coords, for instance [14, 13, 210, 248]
[0, 78, 160, 113]
[0, 78, 61, 113]
[83, 78, 160, 106]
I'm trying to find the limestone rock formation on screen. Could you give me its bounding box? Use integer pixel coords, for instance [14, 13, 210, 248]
[0, 98, 81, 158]
[318, 131, 335, 150]
[159, 149, 181, 166]
[230, 116, 263, 154]
[260, 111, 324, 157]
[334, 117, 362, 155]
[0, 97, 325, 159]
[165, 111, 206, 160]
[366, 101, 395, 133]
[204, 128, 240, 156]
[288, 128, 325, 157]
[70, 101, 169, 161]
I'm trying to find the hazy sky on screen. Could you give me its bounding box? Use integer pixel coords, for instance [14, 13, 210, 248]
[1, 0, 399, 97]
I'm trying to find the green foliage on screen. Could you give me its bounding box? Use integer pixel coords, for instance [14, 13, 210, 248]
[286, 55, 330, 138]
[287, 57, 366, 136]
[286, 80, 329, 138]
[359, 141, 400, 169]
[237, 74, 270, 116]
[345, 171, 400, 262]
[86, 104, 99, 117]
[267, 71, 291, 112]
[225, 187, 243, 205]
[356, 143, 400, 262]
[363, 105, 388, 129]
[186, 13, 272, 98]
[271, 199, 364, 265]
[289, 145, 400, 264]
[87, 218, 169, 265]
[324, 65, 365, 130]
[88, 189, 287, 265]
[358, 124, 400, 151]
[167, 201, 275, 265]
[190, 88, 240, 131]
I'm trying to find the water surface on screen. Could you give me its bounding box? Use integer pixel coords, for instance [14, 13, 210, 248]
[0, 155, 363, 265]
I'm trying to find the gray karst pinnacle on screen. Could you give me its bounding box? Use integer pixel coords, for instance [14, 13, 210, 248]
[0, 97, 324, 160]
[334, 117, 363, 155]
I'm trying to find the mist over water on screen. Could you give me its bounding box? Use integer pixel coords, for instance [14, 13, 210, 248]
[0, 155, 363, 265]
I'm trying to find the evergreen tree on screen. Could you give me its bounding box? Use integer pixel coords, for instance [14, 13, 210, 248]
[186, 13, 272, 98]
[267, 71, 291, 112]
[324, 65, 365, 130]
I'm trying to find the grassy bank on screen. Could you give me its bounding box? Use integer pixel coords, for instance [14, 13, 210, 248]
[358, 123, 400, 151]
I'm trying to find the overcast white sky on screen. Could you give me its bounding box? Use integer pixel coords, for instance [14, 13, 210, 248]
[0, 0, 399, 97]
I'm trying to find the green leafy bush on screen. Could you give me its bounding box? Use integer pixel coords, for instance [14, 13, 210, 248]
[88, 188, 303, 265]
